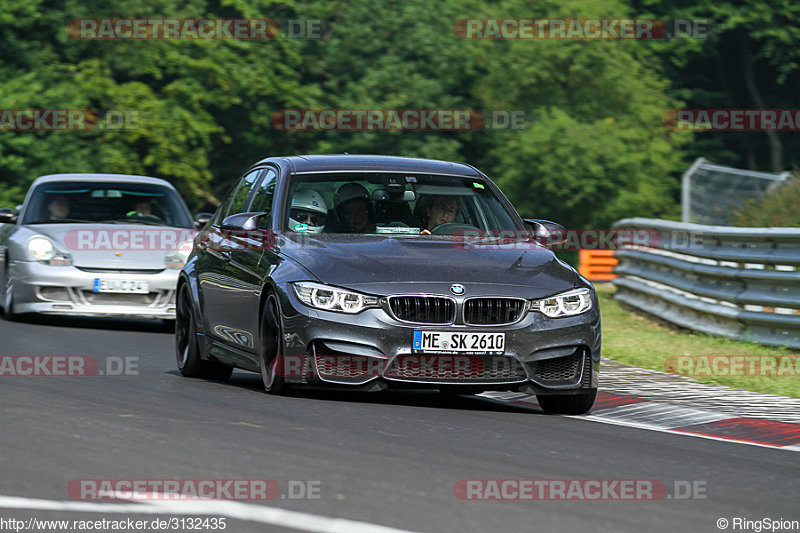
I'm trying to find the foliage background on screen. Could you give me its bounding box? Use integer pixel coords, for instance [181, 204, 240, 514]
[1, 0, 797, 227]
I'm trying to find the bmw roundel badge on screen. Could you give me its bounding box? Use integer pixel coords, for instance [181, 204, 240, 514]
[450, 284, 466, 295]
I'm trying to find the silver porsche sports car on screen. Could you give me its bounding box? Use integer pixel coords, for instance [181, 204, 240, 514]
[0, 173, 203, 320]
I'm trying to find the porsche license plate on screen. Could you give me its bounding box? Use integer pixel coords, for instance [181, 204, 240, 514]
[412, 331, 505, 354]
[92, 278, 150, 294]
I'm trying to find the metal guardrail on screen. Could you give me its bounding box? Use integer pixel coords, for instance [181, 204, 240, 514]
[611, 218, 800, 349]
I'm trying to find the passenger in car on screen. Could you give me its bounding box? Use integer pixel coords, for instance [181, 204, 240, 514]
[333, 183, 376, 233]
[289, 189, 328, 234]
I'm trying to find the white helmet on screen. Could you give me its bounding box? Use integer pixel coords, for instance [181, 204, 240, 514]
[289, 189, 328, 233]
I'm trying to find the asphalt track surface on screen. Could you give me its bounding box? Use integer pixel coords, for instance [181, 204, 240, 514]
[1, 316, 798, 533]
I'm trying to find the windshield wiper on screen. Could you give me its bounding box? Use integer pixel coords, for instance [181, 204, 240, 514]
[28, 218, 94, 224]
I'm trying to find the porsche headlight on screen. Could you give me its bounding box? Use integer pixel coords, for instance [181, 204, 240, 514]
[27, 236, 72, 265]
[28, 237, 55, 261]
[531, 288, 592, 318]
[293, 282, 378, 314]
[166, 239, 194, 269]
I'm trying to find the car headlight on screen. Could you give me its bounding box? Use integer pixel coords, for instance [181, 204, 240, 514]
[530, 288, 592, 318]
[293, 282, 379, 314]
[27, 236, 72, 265]
[166, 239, 194, 269]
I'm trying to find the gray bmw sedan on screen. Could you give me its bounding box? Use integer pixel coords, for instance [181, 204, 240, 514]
[177, 155, 600, 414]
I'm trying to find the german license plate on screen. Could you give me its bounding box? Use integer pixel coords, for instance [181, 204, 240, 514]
[412, 331, 505, 354]
[92, 278, 150, 294]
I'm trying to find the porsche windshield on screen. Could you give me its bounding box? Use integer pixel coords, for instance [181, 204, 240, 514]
[286, 173, 520, 236]
[22, 182, 193, 228]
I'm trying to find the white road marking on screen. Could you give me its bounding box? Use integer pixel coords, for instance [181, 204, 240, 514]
[572, 414, 800, 452]
[0, 495, 418, 533]
[589, 402, 729, 427]
[599, 358, 800, 424]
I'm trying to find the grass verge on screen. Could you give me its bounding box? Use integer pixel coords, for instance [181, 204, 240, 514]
[597, 283, 800, 398]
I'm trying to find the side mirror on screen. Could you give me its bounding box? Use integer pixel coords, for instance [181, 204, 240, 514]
[194, 212, 213, 229]
[220, 212, 268, 231]
[523, 218, 567, 245]
[0, 208, 17, 224]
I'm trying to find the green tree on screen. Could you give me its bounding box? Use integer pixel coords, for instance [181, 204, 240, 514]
[635, 0, 800, 172]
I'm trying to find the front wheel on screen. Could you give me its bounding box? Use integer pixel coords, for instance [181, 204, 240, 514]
[175, 283, 232, 381]
[536, 390, 597, 415]
[260, 294, 291, 395]
[2, 277, 19, 321]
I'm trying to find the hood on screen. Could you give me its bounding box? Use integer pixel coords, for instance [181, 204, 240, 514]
[25, 223, 196, 269]
[278, 233, 578, 298]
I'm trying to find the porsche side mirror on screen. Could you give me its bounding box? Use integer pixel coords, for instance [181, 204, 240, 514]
[194, 212, 213, 229]
[0, 208, 17, 224]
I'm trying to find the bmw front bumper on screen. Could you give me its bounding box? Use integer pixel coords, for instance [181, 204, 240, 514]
[276, 282, 600, 394]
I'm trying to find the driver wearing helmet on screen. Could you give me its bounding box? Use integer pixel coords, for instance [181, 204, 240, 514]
[288, 189, 328, 233]
[333, 183, 376, 233]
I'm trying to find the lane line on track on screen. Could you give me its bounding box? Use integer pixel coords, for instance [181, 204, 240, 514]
[0, 495, 418, 533]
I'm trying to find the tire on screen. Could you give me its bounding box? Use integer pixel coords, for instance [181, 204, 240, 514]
[175, 283, 232, 381]
[536, 389, 597, 415]
[259, 293, 291, 395]
[2, 276, 19, 321]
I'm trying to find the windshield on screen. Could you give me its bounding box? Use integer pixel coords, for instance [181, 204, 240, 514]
[285, 173, 520, 236]
[21, 181, 193, 228]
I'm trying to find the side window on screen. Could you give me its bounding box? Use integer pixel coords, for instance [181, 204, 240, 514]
[225, 169, 263, 218]
[250, 169, 277, 229]
[250, 169, 277, 214]
[211, 188, 236, 226]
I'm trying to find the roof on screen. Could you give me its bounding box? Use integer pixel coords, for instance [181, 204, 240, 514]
[30, 173, 176, 189]
[256, 154, 484, 177]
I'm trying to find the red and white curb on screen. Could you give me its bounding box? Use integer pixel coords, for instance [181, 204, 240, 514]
[480, 389, 800, 452]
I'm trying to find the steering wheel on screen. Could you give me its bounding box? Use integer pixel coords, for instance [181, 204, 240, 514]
[429, 222, 480, 235]
[126, 212, 163, 223]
